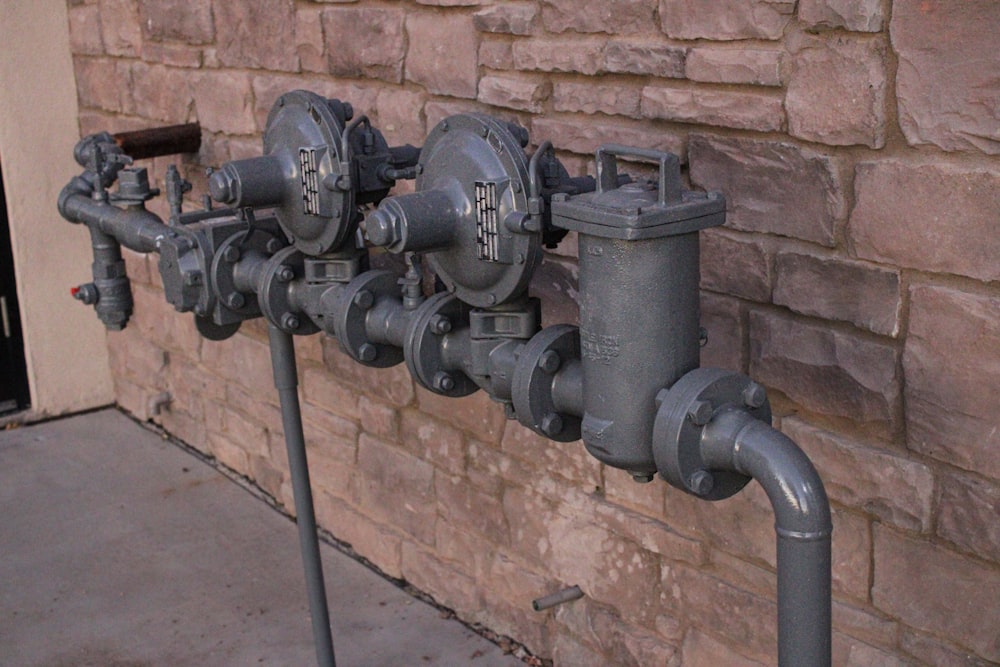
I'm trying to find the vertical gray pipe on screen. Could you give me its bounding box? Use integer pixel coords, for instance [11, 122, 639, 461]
[702, 408, 832, 667]
[268, 324, 337, 667]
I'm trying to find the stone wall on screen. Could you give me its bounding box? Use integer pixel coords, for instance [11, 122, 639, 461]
[66, 1, 1000, 664]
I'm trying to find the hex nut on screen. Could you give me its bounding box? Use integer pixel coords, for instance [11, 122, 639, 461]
[222, 245, 241, 263]
[358, 343, 377, 362]
[686, 399, 713, 426]
[429, 314, 452, 335]
[742, 382, 767, 409]
[540, 412, 564, 437]
[688, 470, 715, 496]
[226, 292, 245, 309]
[433, 371, 456, 392]
[537, 350, 561, 374]
[353, 290, 375, 310]
[281, 313, 300, 330]
[276, 265, 295, 283]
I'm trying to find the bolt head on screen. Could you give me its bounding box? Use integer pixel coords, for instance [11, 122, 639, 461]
[222, 245, 240, 263]
[281, 313, 300, 330]
[631, 472, 655, 484]
[429, 314, 452, 335]
[540, 412, 564, 437]
[686, 399, 713, 426]
[358, 343, 377, 362]
[538, 350, 561, 374]
[432, 371, 456, 393]
[265, 238, 284, 254]
[226, 293, 245, 309]
[688, 470, 715, 496]
[276, 265, 295, 283]
[742, 382, 767, 409]
[353, 290, 375, 310]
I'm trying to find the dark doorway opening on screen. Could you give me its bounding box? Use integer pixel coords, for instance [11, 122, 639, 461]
[0, 164, 31, 416]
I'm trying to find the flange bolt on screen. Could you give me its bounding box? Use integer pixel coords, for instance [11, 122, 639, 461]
[538, 350, 561, 374]
[222, 245, 241, 263]
[276, 265, 295, 283]
[281, 313, 300, 330]
[742, 382, 767, 409]
[353, 290, 375, 310]
[226, 293, 245, 309]
[688, 470, 715, 496]
[358, 343, 377, 362]
[687, 399, 714, 426]
[432, 371, 456, 392]
[429, 314, 452, 335]
[541, 412, 564, 437]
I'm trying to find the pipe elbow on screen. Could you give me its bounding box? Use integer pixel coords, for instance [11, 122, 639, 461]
[704, 409, 832, 539]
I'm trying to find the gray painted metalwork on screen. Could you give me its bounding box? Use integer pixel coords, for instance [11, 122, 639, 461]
[57, 91, 833, 667]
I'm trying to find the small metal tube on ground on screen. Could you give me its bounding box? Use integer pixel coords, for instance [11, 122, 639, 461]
[532, 585, 584, 611]
[268, 324, 337, 667]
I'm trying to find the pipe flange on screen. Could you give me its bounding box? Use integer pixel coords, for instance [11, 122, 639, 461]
[511, 324, 582, 442]
[259, 246, 320, 335]
[332, 270, 404, 368]
[210, 230, 278, 319]
[194, 314, 241, 341]
[405, 292, 478, 397]
[652, 368, 770, 499]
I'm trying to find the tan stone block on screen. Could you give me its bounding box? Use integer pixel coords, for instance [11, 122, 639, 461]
[594, 498, 705, 565]
[479, 75, 550, 114]
[139, 42, 202, 68]
[660, 0, 794, 40]
[663, 564, 777, 662]
[357, 395, 398, 441]
[190, 70, 256, 135]
[437, 474, 508, 545]
[213, 0, 297, 71]
[399, 409, 466, 475]
[904, 285, 1000, 481]
[68, 3, 104, 55]
[554, 596, 680, 665]
[786, 34, 888, 148]
[831, 599, 898, 650]
[553, 81, 642, 117]
[641, 86, 784, 132]
[74, 57, 132, 113]
[899, 629, 996, 667]
[542, 0, 657, 34]
[401, 542, 481, 617]
[501, 420, 602, 491]
[415, 386, 506, 443]
[405, 12, 479, 98]
[531, 117, 684, 158]
[551, 634, 607, 666]
[323, 7, 405, 83]
[473, 3, 537, 35]
[686, 47, 782, 86]
[373, 88, 426, 146]
[478, 40, 514, 69]
[512, 37, 606, 75]
[937, 471, 1000, 563]
[604, 41, 686, 78]
[295, 5, 326, 73]
[129, 62, 193, 124]
[356, 434, 436, 544]
[603, 466, 667, 517]
[833, 633, 911, 667]
[850, 161, 1000, 283]
[700, 229, 771, 302]
[774, 252, 901, 337]
[873, 525, 1000, 662]
[749, 310, 901, 434]
[681, 629, 768, 667]
[699, 292, 744, 372]
[799, 0, 883, 31]
[782, 417, 934, 532]
[207, 431, 250, 473]
[139, 0, 214, 44]
[892, 0, 1000, 154]
[99, 0, 141, 57]
[321, 338, 415, 407]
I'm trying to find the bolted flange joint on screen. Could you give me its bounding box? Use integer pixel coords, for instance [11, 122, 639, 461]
[651, 368, 772, 500]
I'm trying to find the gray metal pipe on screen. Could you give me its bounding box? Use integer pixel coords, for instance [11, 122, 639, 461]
[268, 324, 337, 667]
[59, 175, 169, 254]
[700, 407, 832, 667]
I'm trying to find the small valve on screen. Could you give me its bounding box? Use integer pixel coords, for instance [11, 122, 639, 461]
[71, 283, 99, 305]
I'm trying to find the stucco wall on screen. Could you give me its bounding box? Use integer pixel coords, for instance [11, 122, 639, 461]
[66, 1, 999, 665]
[0, 1, 114, 417]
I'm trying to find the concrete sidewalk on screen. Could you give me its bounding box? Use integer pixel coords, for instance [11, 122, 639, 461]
[0, 409, 525, 667]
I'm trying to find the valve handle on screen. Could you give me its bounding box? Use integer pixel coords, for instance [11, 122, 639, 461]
[594, 144, 682, 206]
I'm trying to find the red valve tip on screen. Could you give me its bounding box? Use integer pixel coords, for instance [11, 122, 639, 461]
[70, 286, 80, 297]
